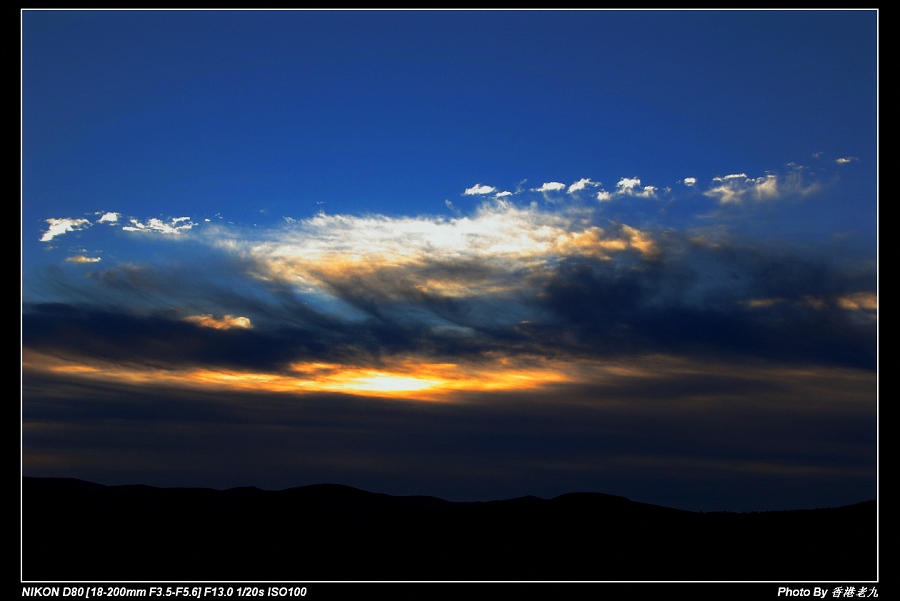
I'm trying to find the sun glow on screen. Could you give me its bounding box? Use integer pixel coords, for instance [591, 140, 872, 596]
[24, 349, 584, 401]
[23, 348, 875, 411]
[329, 372, 443, 393]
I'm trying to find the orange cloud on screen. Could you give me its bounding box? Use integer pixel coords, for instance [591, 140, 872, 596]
[184, 314, 253, 329]
[837, 292, 877, 311]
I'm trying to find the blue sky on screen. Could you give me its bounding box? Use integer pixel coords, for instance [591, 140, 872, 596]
[22, 9, 877, 513]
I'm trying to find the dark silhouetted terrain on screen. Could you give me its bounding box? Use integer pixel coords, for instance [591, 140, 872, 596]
[22, 477, 876, 581]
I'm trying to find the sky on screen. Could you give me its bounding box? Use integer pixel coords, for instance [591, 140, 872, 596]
[21, 9, 877, 512]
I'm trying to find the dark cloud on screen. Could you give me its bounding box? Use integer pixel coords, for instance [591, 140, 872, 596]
[22, 303, 336, 372]
[531, 237, 876, 369]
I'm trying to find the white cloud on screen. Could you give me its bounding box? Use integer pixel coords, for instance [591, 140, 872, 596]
[495, 191, 513, 197]
[464, 184, 497, 195]
[567, 178, 598, 193]
[445, 199, 461, 215]
[225, 199, 658, 302]
[533, 182, 566, 193]
[613, 177, 657, 198]
[616, 177, 641, 191]
[836, 157, 858, 164]
[706, 186, 737, 203]
[122, 217, 196, 234]
[706, 173, 760, 204]
[98, 212, 119, 224]
[596, 190, 612, 202]
[683, 177, 697, 187]
[40, 218, 91, 242]
[712, 173, 748, 182]
[752, 174, 779, 199]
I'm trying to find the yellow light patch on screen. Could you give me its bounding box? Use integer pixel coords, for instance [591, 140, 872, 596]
[329, 372, 443, 393]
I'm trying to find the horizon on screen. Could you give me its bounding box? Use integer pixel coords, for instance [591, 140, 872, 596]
[22, 9, 877, 513]
[21, 475, 878, 513]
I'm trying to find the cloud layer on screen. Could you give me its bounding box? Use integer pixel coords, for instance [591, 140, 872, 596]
[28, 159, 876, 377]
[23, 157, 876, 510]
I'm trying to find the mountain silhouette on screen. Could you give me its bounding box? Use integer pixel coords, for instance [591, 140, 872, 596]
[22, 477, 876, 581]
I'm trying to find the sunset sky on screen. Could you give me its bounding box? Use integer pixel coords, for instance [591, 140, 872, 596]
[22, 9, 877, 512]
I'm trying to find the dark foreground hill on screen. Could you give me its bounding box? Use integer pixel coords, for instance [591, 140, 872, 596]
[22, 477, 875, 581]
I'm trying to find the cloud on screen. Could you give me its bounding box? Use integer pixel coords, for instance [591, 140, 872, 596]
[464, 184, 496, 195]
[704, 172, 820, 204]
[744, 291, 877, 315]
[567, 178, 598, 194]
[122, 217, 196, 234]
[532, 182, 566, 193]
[705, 182, 745, 204]
[184, 314, 253, 330]
[65, 256, 102, 264]
[705, 173, 776, 204]
[234, 199, 659, 304]
[836, 157, 858, 164]
[98, 212, 120, 224]
[494, 191, 513, 197]
[612, 177, 657, 198]
[682, 178, 697, 187]
[40, 218, 91, 242]
[596, 190, 612, 202]
[616, 177, 642, 191]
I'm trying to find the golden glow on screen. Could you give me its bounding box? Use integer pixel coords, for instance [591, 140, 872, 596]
[24, 348, 585, 401]
[745, 292, 877, 314]
[48, 364, 102, 374]
[65, 256, 101, 264]
[837, 292, 877, 311]
[285, 357, 580, 399]
[23, 348, 875, 411]
[622, 225, 658, 256]
[184, 314, 252, 329]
